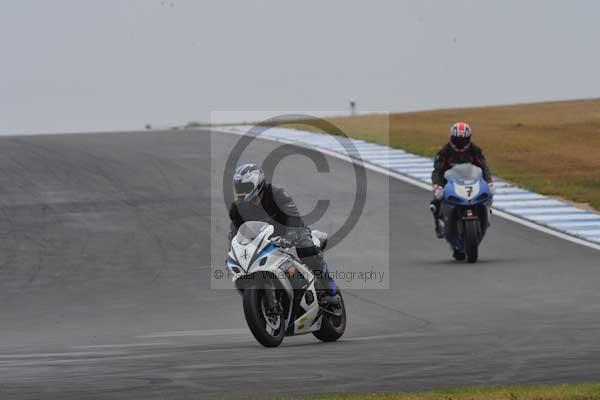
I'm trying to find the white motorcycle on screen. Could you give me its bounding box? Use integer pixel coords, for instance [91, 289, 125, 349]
[226, 221, 346, 347]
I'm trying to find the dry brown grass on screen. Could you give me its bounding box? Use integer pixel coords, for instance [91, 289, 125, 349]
[280, 99, 600, 209]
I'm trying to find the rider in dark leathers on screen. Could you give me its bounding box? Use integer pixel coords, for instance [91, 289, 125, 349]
[431, 142, 492, 186]
[228, 164, 337, 302]
[430, 122, 494, 239]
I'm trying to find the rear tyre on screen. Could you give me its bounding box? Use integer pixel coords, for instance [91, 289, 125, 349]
[243, 287, 285, 347]
[313, 291, 346, 342]
[464, 219, 480, 263]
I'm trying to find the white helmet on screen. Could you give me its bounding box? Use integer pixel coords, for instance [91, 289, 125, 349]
[233, 163, 265, 202]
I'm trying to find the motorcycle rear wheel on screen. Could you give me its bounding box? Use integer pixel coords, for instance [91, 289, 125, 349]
[313, 291, 346, 342]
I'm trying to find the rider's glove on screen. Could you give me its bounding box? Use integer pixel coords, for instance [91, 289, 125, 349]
[277, 231, 298, 248]
[277, 236, 294, 248]
[488, 182, 496, 195]
[432, 184, 444, 200]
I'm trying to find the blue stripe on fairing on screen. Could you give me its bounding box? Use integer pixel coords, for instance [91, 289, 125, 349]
[257, 244, 276, 259]
[226, 256, 240, 272]
[226, 256, 237, 265]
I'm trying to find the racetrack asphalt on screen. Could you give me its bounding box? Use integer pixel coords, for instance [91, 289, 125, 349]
[0, 129, 598, 399]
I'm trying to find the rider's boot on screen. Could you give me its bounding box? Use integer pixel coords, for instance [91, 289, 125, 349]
[316, 262, 340, 307]
[429, 203, 445, 239]
[452, 248, 466, 261]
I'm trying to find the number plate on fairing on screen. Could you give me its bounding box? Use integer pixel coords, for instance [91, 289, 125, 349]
[455, 181, 480, 200]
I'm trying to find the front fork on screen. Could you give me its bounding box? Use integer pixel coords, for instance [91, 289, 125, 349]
[260, 281, 281, 316]
[445, 206, 485, 250]
[461, 206, 489, 240]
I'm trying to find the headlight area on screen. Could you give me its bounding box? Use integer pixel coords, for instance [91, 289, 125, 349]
[477, 193, 490, 202]
[226, 257, 242, 274]
[447, 195, 464, 204]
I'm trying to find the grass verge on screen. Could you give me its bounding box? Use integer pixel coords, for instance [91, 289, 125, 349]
[278, 99, 600, 210]
[265, 383, 600, 400]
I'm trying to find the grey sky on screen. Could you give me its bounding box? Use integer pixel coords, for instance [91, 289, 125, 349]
[1, 0, 599, 134]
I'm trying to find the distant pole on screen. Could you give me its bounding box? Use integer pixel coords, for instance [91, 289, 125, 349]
[349, 99, 356, 116]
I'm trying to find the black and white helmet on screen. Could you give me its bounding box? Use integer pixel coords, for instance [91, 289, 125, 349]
[233, 163, 265, 202]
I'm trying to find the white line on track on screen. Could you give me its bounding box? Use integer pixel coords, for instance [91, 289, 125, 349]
[137, 328, 249, 338]
[72, 342, 173, 349]
[0, 351, 124, 359]
[0, 353, 167, 368]
[345, 332, 431, 341]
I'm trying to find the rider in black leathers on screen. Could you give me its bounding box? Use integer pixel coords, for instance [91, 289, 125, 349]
[228, 164, 337, 302]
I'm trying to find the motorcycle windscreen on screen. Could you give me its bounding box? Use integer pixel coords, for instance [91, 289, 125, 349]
[235, 221, 272, 245]
[444, 163, 483, 184]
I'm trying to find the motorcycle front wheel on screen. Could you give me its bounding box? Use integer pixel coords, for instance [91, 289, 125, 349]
[243, 287, 285, 347]
[464, 219, 480, 263]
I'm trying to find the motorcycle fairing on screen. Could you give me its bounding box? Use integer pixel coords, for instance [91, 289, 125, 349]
[227, 221, 323, 336]
[442, 164, 493, 252]
[229, 223, 274, 273]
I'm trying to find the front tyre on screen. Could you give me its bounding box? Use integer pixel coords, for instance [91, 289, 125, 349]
[243, 287, 285, 347]
[313, 291, 346, 342]
[464, 219, 480, 263]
